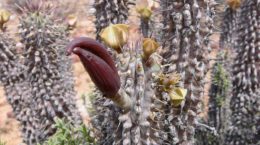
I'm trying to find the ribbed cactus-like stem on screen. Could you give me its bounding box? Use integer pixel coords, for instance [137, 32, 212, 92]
[17, 12, 82, 144]
[225, 0, 260, 144]
[219, 6, 239, 49]
[160, 0, 216, 144]
[55, 32, 77, 103]
[108, 45, 162, 145]
[94, 0, 134, 40]
[0, 32, 35, 144]
[70, 39, 164, 144]
[0, 32, 30, 125]
[140, 17, 150, 37]
[89, 0, 217, 144]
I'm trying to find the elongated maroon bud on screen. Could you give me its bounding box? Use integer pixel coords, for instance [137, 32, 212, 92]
[66, 37, 120, 97]
[66, 37, 118, 73]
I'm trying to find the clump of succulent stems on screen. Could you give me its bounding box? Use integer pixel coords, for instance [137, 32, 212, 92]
[19, 11, 82, 144]
[0, 31, 29, 123]
[67, 35, 165, 144]
[0, 1, 82, 144]
[0, 9, 32, 144]
[1, 0, 259, 144]
[66, 0, 219, 144]
[224, 0, 260, 144]
[159, 0, 216, 144]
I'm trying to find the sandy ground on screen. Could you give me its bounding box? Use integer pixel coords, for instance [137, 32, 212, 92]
[0, 0, 217, 144]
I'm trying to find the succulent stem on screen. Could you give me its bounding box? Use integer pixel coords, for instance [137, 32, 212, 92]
[111, 88, 133, 111]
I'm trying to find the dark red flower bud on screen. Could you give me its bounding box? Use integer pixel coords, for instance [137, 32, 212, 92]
[66, 37, 120, 97]
[66, 37, 118, 73]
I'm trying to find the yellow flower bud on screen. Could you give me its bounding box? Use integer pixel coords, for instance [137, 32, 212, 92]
[113, 24, 129, 43]
[0, 9, 11, 30]
[67, 14, 77, 28]
[168, 87, 187, 107]
[142, 38, 159, 60]
[100, 24, 129, 53]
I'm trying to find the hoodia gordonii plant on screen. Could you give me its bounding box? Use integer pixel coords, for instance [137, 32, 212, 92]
[159, 0, 216, 144]
[66, 24, 191, 145]
[0, 31, 32, 140]
[16, 3, 82, 144]
[0, 10, 34, 145]
[219, 0, 241, 49]
[225, 0, 260, 144]
[94, 0, 135, 40]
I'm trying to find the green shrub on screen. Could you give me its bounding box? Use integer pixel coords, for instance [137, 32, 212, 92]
[44, 119, 96, 145]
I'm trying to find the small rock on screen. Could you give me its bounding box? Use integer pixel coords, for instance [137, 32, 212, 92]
[7, 111, 14, 118]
